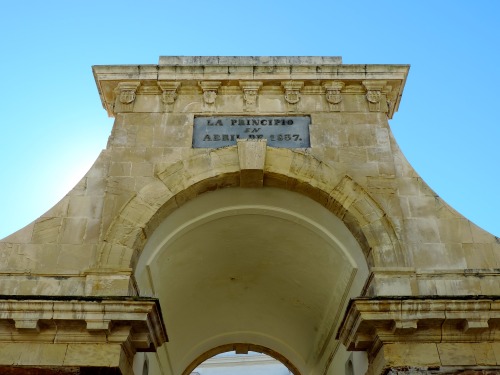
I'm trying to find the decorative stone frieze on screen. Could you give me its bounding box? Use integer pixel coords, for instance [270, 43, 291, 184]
[239, 81, 263, 111]
[362, 80, 387, 112]
[113, 81, 140, 113]
[158, 81, 180, 112]
[281, 81, 304, 111]
[94, 60, 409, 118]
[323, 80, 345, 111]
[199, 81, 221, 109]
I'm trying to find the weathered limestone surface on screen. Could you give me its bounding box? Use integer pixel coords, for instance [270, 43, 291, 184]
[0, 56, 498, 375]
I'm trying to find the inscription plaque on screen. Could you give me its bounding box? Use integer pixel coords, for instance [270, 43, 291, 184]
[193, 116, 310, 148]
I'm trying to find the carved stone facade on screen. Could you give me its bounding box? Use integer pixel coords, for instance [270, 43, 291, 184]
[0, 56, 499, 375]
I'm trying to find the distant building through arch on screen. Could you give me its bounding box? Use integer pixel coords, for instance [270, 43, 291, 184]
[191, 351, 292, 375]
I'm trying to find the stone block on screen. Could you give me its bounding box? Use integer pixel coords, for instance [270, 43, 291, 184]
[375, 127, 390, 146]
[377, 162, 396, 176]
[406, 196, 437, 218]
[473, 342, 497, 365]
[366, 146, 393, 168]
[397, 177, 420, 197]
[64, 343, 122, 367]
[435, 277, 480, 295]
[57, 245, 94, 272]
[0, 343, 66, 366]
[471, 222, 497, 243]
[136, 180, 173, 208]
[237, 139, 266, 188]
[348, 126, 377, 147]
[131, 162, 154, 177]
[370, 274, 413, 296]
[120, 198, 160, 228]
[0, 242, 16, 269]
[84, 273, 131, 296]
[444, 243, 468, 268]
[86, 176, 108, 195]
[136, 124, 154, 146]
[209, 147, 239, 172]
[411, 243, 466, 269]
[41, 196, 70, 218]
[5, 243, 42, 271]
[67, 195, 103, 219]
[265, 148, 293, 175]
[493, 342, 500, 365]
[338, 148, 368, 164]
[60, 217, 87, 244]
[340, 112, 382, 126]
[404, 218, 441, 243]
[383, 343, 441, 367]
[237, 139, 266, 170]
[464, 243, 498, 268]
[438, 218, 474, 243]
[477, 275, 500, 294]
[32, 217, 63, 244]
[437, 343, 477, 366]
[84, 218, 102, 244]
[289, 152, 322, 183]
[109, 161, 132, 176]
[106, 176, 136, 195]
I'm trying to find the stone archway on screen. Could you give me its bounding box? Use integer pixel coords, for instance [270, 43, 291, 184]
[87, 142, 404, 375]
[133, 186, 370, 375]
[97, 145, 404, 275]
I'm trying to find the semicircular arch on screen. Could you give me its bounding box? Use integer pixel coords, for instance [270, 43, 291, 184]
[97, 146, 404, 271]
[183, 343, 302, 375]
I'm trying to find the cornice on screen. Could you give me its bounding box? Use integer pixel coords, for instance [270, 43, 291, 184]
[0, 296, 168, 352]
[92, 57, 409, 119]
[337, 297, 500, 355]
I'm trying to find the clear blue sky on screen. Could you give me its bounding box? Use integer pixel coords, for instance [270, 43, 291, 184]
[1, 1, 499, 238]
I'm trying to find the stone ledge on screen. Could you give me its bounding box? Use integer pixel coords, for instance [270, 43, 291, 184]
[0, 296, 167, 352]
[337, 297, 500, 352]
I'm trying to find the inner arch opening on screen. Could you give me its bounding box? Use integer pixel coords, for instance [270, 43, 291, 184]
[185, 344, 299, 375]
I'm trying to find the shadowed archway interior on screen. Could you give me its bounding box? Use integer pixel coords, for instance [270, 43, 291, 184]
[134, 187, 369, 375]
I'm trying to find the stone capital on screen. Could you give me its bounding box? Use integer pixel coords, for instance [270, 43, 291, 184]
[239, 81, 263, 111]
[362, 80, 387, 112]
[323, 80, 345, 111]
[199, 81, 221, 105]
[113, 81, 140, 113]
[158, 81, 180, 110]
[281, 81, 304, 111]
